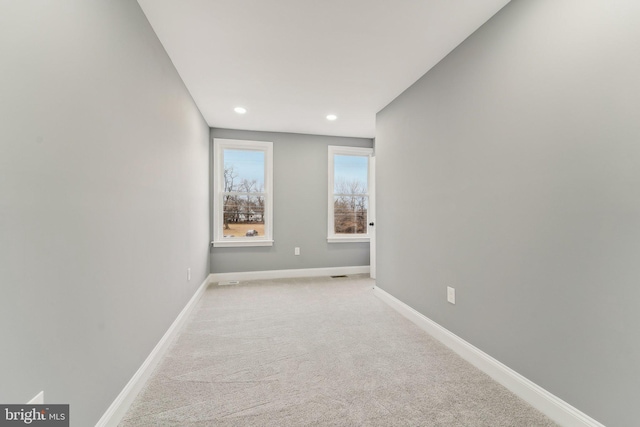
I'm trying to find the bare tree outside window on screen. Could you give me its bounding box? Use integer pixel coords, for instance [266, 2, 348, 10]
[330, 151, 370, 238]
[222, 150, 265, 238]
[334, 178, 368, 234]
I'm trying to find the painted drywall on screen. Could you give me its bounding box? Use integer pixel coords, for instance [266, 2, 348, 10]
[210, 128, 372, 274]
[0, 1, 209, 425]
[375, 1, 640, 426]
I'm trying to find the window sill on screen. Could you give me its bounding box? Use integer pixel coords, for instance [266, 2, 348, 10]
[212, 240, 274, 248]
[327, 236, 370, 243]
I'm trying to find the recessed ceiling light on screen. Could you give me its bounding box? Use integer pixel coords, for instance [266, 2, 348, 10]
[234, 107, 247, 114]
[326, 114, 337, 121]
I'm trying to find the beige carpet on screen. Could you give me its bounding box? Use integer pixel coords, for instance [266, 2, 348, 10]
[119, 275, 556, 426]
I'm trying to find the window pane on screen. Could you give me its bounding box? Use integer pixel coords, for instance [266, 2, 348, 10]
[334, 196, 368, 234]
[223, 149, 265, 192]
[334, 155, 368, 194]
[222, 195, 265, 238]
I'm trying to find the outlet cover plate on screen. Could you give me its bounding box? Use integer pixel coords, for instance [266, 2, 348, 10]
[447, 286, 456, 304]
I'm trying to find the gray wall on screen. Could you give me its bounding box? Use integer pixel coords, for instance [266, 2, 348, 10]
[0, 1, 210, 426]
[375, 1, 640, 426]
[210, 128, 372, 274]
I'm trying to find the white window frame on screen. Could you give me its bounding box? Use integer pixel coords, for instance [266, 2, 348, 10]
[213, 138, 273, 247]
[328, 145, 373, 243]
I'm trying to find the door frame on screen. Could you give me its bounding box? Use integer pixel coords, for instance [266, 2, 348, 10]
[369, 154, 376, 279]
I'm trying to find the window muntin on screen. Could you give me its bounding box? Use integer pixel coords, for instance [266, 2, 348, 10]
[328, 146, 372, 242]
[213, 139, 273, 247]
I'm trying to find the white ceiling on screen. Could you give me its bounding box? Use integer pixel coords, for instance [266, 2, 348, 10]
[137, 0, 511, 138]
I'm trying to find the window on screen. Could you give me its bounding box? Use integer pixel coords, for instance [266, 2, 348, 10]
[213, 139, 273, 247]
[328, 146, 373, 242]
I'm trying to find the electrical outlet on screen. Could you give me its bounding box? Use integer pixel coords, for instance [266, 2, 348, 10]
[294, 247, 300, 256]
[447, 286, 456, 304]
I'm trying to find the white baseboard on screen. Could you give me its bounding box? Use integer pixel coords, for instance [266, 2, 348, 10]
[27, 391, 44, 404]
[95, 274, 213, 427]
[373, 286, 606, 427]
[210, 265, 370, 284]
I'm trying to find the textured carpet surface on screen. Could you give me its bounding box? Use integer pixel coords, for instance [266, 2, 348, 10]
[120, 275, 557, 426]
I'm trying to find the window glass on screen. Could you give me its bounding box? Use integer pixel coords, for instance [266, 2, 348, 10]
[334, 155, 368, 194]
[222, 150, 265, 238]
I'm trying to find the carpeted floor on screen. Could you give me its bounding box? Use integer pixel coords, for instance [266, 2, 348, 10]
[119, 275, 557, 426]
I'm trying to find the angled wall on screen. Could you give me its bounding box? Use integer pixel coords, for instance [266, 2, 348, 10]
[0, 1, 209, 425]
[376, 1, 640, 426]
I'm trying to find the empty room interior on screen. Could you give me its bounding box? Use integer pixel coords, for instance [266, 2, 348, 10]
[1, 0, 639, 426]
